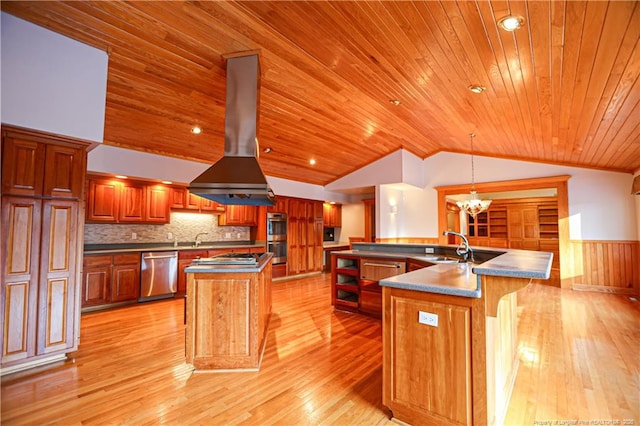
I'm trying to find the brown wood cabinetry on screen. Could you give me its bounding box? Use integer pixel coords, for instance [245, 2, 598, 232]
[323, 203, 342, 227]
[185, 261, 272, 371]
[267, 196, 289, 214]
[86, 175, 174, 224]
[384, 289, 473, 425]
[1, 126, 88, 372]
[507, 204, 540, 250]
[119, 180, 146, 222]
[219, 205, 258, 226]
[287, 198, 323, 275]
[331, 254, 406, 318]
[168, 187, 224, 213]
[81, 253, 141, 308]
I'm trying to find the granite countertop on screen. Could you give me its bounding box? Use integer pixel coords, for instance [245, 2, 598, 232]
[323, 242, 350, 249]
[333, 243, 553, 298]
[184, 252, 273, 274]
[84, 241, 266, 255]
[380, 262, 481, 298]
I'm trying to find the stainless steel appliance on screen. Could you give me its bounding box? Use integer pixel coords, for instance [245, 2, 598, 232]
[267, 213, 287, 265]
[140, 251, 178, 301]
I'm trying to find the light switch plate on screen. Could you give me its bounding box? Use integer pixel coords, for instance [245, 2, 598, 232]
[424, 247, 435, 254]
[418, 311, 438, 327]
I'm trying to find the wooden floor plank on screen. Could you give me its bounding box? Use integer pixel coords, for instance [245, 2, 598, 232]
[1, 274, 639, 425]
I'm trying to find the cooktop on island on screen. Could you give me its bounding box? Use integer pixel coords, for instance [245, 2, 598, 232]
[191, 252, 268, 266]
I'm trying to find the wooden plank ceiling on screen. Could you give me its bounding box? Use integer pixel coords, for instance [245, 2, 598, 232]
[2, 1, 639, 185]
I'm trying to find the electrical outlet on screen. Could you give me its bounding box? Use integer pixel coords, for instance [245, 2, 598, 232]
[225, 232, 231, 238]
[237, 233, 242, 238]
[424, 247, 435, 254]
[418, 311, 438, 327]
[131, 232, 137, 240]
[167, 232, 173, 240]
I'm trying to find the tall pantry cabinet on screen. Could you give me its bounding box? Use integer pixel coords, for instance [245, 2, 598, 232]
[1, 126, 89, 374]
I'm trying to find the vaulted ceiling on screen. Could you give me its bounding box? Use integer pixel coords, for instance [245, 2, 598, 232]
[2, 1, 639, 185]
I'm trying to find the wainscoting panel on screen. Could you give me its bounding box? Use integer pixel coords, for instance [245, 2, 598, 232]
[569, 240, 640, 295]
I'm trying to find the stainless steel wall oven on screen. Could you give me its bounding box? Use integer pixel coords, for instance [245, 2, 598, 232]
[267, 213, 287, 265]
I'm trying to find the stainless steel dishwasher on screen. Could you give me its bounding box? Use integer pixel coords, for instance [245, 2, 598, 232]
[140, 251, 178, 301]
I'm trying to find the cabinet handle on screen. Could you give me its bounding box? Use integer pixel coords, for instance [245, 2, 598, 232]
[362, 262, 401, 269]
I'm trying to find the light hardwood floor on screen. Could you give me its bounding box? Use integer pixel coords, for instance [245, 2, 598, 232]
[1, 273, 639, 425]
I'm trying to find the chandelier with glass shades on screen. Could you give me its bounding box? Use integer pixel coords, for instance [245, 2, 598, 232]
[456, 133, 492, 218]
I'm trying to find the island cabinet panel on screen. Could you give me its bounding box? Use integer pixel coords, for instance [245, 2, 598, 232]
[383, 288, 473, 426]
[185, 261, 272, 371]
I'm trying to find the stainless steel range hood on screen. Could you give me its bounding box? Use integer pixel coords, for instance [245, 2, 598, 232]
[189, 54, 275, 206]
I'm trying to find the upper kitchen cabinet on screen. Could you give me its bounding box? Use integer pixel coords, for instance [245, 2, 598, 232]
[169, 187, 224, 213]
[85, 175, 172, 224]
[219, 205, 258, 226]
[2, 128, 85, 199]
[267, 196, 289, 214]
[323, 203, 342, 227]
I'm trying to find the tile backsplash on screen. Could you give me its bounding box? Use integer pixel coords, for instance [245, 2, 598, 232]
[84, 212, 250, 245]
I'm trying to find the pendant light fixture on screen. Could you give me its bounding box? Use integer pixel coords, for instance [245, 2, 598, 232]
[456, 133, 492, 217]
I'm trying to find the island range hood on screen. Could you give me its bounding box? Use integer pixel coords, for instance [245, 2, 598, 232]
[189, 54, 275, 206]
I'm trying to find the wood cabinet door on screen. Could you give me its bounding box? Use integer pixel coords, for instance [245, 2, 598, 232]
[86, 178, 120, 223]
[43, 143, 85, 199]
[82, 260, 111, 308]
[169, 187, 186, 209]
[384, 293, 472, 425]
[145, 185, 170, 223]
[1, 137, 45, 197]
[185, 192, 202, 210]
[220, 205, 257, 226]
[37, 200, 79, 355]
[1, 197, 42, 364]
[119, 181, 145, 222]
[111, 263, 140, 302]
[199, 198, 224, 212]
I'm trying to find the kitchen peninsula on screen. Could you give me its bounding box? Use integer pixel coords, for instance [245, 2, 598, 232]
[184, 252, 272, 372]
[331, 242, 553, 426]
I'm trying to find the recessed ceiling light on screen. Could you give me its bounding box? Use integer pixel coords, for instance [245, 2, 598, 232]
[115, 175, 128, 179]
[468, 85, 486, 94]
[389, 99, 401, 106]
[498, 15, 524, 31]
[162, 180, 172, 185]
[309, 159, 316, 165]
[263, 147, 272, 153]
[191, 126, 202, 134]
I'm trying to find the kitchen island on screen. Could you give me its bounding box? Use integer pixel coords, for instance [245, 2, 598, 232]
[184, 252, 272, 372]
[377, 246, 551, 426]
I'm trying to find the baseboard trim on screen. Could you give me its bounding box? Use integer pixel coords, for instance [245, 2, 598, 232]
[571, 283, 637, 295]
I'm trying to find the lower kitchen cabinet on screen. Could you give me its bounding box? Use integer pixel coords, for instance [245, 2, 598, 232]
[82, 253, 140, 309]
[331, 254, 406, 318]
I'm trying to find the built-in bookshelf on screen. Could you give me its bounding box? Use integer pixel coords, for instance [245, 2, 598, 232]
[538, 204, 559, 239]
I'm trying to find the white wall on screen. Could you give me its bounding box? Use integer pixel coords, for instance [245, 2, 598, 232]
[339, 203, 365, 242]
[1, 12, 108, 142]
[370, 151, 637, 241]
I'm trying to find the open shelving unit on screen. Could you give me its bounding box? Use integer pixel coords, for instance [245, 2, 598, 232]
[538, 205, 559, 239]
[331, 255, 360, 310]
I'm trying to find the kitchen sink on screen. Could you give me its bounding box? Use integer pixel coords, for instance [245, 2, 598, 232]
[423, 256, 464, 264]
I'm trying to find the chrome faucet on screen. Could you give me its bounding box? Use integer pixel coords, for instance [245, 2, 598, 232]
[443, 231, 474, 262]
[194, 232, 208, 248]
